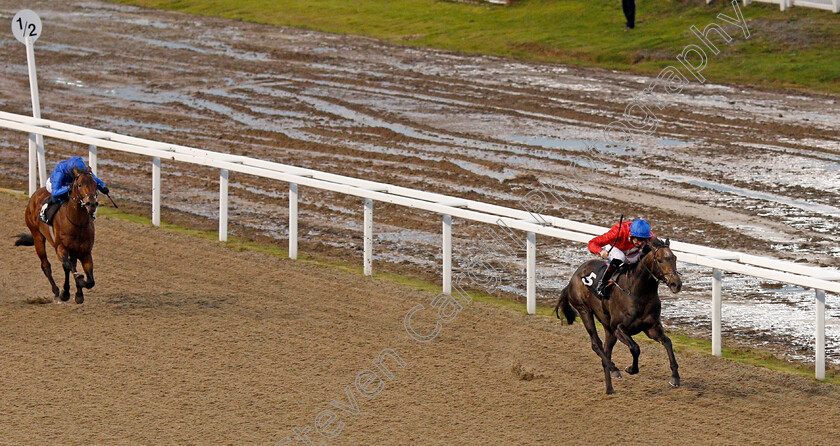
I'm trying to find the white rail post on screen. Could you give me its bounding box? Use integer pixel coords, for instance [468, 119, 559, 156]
[526, 231, 536, 315]
[152, 157, 161, 227]
[833, 0, 839, 14]
[289, 183, 298, 260]
[712, 268, 723, 357]
[24, 36, 46, 186]
[219, 169, 229, 242]
[28, 133, 37, 195]
[443, 214, 452, 294]
[88, 145, 97, 175]
[364, 198, 373, 276]
[816, 289, 826, 380]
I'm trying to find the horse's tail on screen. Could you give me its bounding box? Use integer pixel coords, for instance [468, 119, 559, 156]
[554, 284, 577, 325]
[13, 233, 34, 246]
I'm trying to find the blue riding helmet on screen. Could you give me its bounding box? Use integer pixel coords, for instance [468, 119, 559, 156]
[630, 219, 652, 238]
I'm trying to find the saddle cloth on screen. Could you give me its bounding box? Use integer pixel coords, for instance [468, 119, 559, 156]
[581, 262, 627, 297]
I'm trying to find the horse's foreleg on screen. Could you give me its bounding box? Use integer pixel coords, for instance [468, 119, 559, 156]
[603, 330, 622, 379]
[614, 325, 640, 375]
[56, 246, 72, 302]
[32, 231, 60, 298]
[79, 253, 95, 289]
[579, 311, 615, 394]
[645, 324, 680, 388]
[72, 254, 94, 304]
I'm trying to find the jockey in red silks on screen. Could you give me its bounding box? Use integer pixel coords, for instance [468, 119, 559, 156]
[587, 218, 653, 298]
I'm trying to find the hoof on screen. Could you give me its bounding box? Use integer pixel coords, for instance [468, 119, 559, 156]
[60, 290, 71, 302]
[74, 294, 84, 304]
[610, 370, 623, 379]
[625, 366, 638, 375]
[605, 387, 615, 395]
[669, 377, 680, 388]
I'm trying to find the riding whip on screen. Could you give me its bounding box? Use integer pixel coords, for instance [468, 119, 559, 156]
[103, 192, 119, 209]
[605, 214, 624, 256]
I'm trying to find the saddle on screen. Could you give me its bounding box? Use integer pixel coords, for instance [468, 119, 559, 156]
[582, 261, 628, 298]
[40, 199, 64, 226]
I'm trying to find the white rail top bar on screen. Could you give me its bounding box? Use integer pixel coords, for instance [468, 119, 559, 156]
[1, 111, 838, 293]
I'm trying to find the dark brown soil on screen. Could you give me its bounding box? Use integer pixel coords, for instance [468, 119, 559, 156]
[2, 191, 840, 445]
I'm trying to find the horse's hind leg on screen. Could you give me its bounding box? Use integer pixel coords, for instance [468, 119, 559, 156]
[646, 324, 680, 388]
[32, 231, 60, 299]
[603, 330, 622, 379]
[614, 325, 641, 375]
[579, 311, 615, 394]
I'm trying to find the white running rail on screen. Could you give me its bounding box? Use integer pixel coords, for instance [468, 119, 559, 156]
[710, 0, 840, 13]
[1, 110, 837, 379]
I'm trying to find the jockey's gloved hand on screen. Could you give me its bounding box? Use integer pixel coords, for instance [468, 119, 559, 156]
[101, 186, 110, 195]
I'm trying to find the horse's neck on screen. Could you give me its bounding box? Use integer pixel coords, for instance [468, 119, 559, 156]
[627, 257, 658, 297]
[65, 197, 88, 223]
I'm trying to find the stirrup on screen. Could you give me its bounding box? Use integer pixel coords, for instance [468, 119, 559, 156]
[595, 281, 613, 300]
[39, 202, 49, 223]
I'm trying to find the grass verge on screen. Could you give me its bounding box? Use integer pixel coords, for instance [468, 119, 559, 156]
[108, 0, 840, 94]
[7, 188, 828, 385]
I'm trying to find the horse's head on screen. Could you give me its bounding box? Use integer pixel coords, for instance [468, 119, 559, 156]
[642, 238, 681, 293]
[71, 167, 99, 216]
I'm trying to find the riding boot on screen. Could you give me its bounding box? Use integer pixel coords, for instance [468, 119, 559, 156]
[40, 196, 56, 223]
[42, 197, 62, 225]
[595, 259, 623, 299]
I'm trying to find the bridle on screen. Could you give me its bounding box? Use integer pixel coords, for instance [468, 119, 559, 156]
[67, 173, 97, 228]
[638, 244, 681, 285]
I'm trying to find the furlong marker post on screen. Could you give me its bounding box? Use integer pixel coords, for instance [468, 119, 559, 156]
[25, 35, 46, 187]
[13, 10, 45, 193]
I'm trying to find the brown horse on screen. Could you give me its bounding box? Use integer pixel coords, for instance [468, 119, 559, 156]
[15, 167, 99, 304]
[554, 238, 682, 394]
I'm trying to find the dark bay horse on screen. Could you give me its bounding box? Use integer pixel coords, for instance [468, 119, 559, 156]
[15, 167, 99, 304]
[554, 238, 682, 394]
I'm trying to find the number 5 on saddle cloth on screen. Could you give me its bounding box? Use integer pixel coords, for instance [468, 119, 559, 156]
[581, 259, 626, 300]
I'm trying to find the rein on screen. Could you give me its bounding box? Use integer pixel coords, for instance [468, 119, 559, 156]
[66, 174, 97, 229]
[637, 245, 680, 284]
[611, 245, 680, 300]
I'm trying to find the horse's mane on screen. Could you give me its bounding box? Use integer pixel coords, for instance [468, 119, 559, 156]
[648, 237, 667, 249]
[71, 166, 92, 178]
[627, 237, 667, 273]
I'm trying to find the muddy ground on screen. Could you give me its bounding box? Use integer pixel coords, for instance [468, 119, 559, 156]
[1, 190, 839, 444]
[0, 2, 838, 362]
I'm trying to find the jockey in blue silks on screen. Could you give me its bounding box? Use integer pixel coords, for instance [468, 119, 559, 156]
[39, 156, 108, 223]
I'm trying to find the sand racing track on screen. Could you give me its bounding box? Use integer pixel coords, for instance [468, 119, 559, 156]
[1, 190, 839, 444]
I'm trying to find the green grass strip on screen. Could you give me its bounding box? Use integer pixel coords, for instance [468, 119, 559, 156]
[108, 0, 840, 93]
